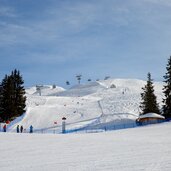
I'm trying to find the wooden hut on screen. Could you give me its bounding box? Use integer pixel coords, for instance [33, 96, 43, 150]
[136, 113, 165, 125]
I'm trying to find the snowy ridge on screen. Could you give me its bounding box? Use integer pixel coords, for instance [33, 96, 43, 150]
[8, 78, 164, 132]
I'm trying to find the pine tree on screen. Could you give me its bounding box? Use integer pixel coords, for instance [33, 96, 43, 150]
[11, 69, 26, 118]
[163, 56, 171, 119]
[0, 69, 26, 122]
[0, 84, 2, 119]
[0, 75, 14, 121]
[140, 72, 160, 115]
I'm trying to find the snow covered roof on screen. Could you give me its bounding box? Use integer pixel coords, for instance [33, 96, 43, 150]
[139, 113, 165, 119]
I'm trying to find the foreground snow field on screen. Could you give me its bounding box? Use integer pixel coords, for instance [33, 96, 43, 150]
[1, 122, 171, 171]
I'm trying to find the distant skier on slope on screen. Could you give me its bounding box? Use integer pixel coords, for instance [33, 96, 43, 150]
[30, 125, 33, 133]
[3, 124, 7, 132]
[17, 125, 19, 133]
[20, 125, 23, 133]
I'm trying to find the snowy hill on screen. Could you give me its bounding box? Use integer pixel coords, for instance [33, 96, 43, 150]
[7, 78, 164, 132]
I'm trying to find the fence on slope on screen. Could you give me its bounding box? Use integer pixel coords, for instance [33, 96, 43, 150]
[0, 117, 169, 134]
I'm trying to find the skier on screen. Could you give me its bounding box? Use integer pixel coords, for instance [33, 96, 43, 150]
[3, 124, 7, 132]
[20, 125, 23, 133]
[30, 125, 33, 133]
[17, 125, 19, 133]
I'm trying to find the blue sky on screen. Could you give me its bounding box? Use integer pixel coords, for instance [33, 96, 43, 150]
[0, 0, 171, 87]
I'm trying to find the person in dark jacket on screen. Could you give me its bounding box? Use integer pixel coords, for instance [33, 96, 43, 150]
[20, 125, 23, 133]
[30, 125, 33, 133]
[17, 125, 19, 133]
[3, 124, 7, 132]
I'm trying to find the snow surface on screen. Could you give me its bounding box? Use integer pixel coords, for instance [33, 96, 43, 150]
[7, 79, 164, 132]
[0, 122, 171, 171]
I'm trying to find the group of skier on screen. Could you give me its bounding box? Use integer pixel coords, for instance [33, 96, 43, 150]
[2, 124, 33, 133]
[17, 125, 24, 133]
[16, 125, 33, 133]
[17, 125, 23, 133]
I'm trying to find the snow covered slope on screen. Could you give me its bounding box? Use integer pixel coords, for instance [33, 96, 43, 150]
[8, 79, 164, 131]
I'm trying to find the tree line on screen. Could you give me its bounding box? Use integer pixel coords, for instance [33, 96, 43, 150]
[0, 69, 26, 122]
[140, 56, 171, 119]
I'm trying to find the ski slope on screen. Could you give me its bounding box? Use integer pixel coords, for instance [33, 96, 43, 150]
[1, 122, 171, 171]
[7, 79, 164, 132]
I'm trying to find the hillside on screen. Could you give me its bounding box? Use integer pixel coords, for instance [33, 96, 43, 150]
[8, 78, 164, 132]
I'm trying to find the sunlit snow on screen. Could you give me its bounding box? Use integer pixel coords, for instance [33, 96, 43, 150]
[0, 122, 171, 171]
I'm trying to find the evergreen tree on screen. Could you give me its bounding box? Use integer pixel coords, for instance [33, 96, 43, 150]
[12, 69, 26, 118]
[0, 84, 2, 119]
[140, 72, 160, 115]
[0, 75, 14, 121]
[163, 56, 171, 119]
[0, 69, 26, 122]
